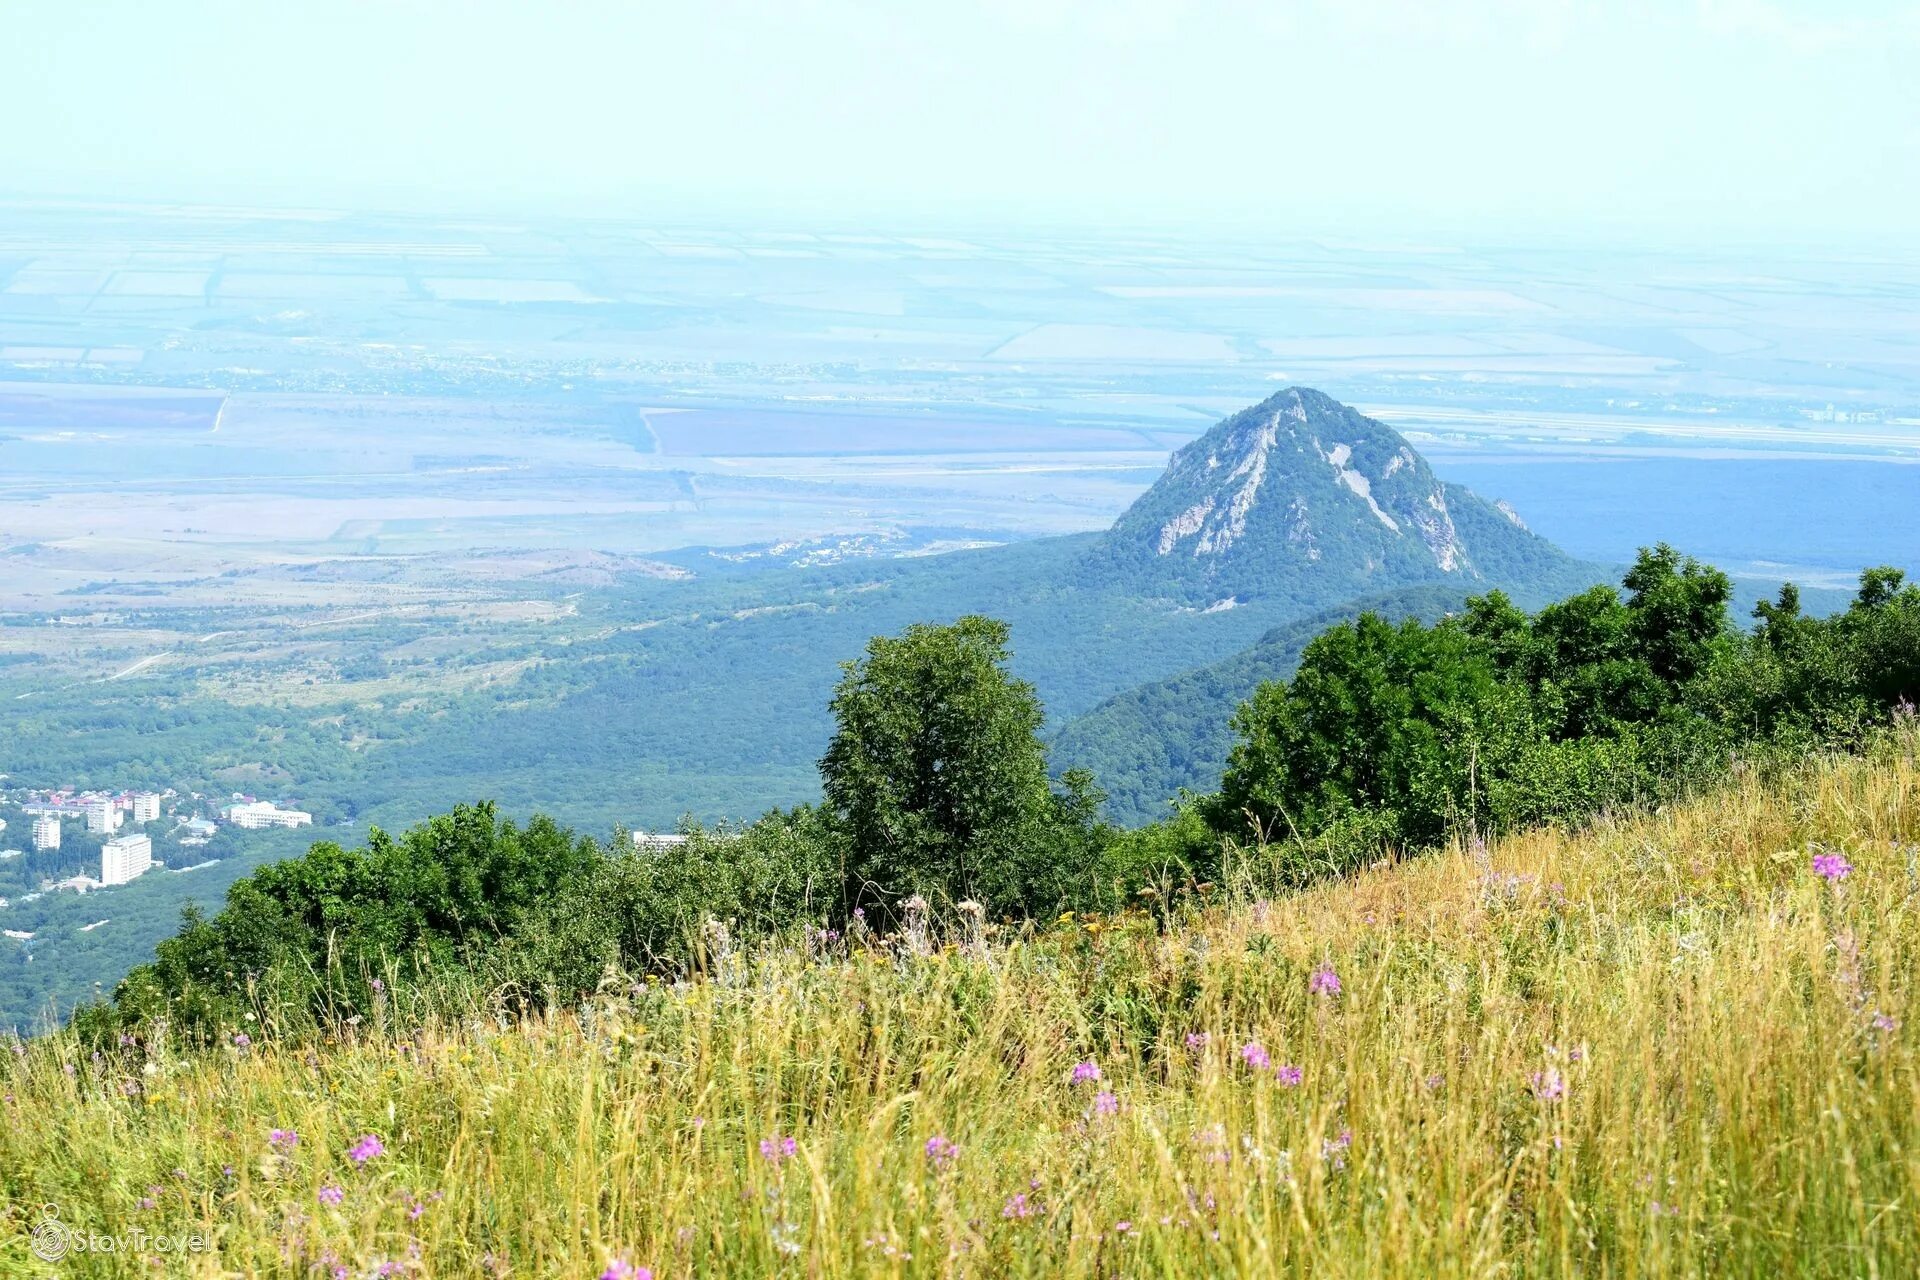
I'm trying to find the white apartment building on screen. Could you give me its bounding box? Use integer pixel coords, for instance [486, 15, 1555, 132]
[132, 792, 161, 824]
[85, 799, 120, 834]
[101, 833, 153, 886]
[225, 801, 313, 830]
[32, 815, 61, 851]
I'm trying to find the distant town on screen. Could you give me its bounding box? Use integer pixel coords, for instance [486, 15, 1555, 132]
[0, 784, 313, 924]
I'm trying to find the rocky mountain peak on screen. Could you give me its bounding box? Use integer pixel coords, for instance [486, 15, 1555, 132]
[1083, 387, 1565, 605]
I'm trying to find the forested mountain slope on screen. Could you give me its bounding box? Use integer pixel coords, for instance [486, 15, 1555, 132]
[231, 388, 1593, 831]
[1050, 584, 1487, 825]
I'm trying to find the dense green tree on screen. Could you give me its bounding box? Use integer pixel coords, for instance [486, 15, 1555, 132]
[1621, 543, 1734, 689]
[1209, 614, 1527, 847]
[820, 615, 1101, 914]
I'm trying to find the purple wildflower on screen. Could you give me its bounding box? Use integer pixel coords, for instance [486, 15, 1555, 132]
[759, 1135, 798, 1164]
[1321, 1127, 1353, 1169]
[1872, 1011, 1898, 1032]
[1070, 1060, 1102, 1085]
[1275, 1063, 1303, 1086]
[348, 1133, 385, 1165]
[600, 1264, 653, 1280]
[269, 1128, 300, 1150]
[1184, 1032, 1209, 1052]
[1239, 1041, 1270, 1071]
[1530, 1068, 1567, 1102]
[232, 1032, 251, 1049]
[1812, 852, 1853, 883]
[1310, 965, 1342, 997]
[318, 1183, 345, 1206]
[1092, 1090, 1119, 1116]
[924, 1135, 958, 1166]
[1002, 1192, 1035, 1220]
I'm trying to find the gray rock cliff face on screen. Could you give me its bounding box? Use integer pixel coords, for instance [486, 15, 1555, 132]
[1085, 387, 1561, 604]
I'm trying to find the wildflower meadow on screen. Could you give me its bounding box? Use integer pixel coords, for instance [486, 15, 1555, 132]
[3, 729, 1918, 1276]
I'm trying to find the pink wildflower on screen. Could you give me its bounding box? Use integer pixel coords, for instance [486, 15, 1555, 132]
[1812, 852, 1853, 882]
[1239, 1041, 1270, 1071]
[1070, 1060, 1102, 1085]
[348, 1133, 385, 1165]
[1310, 965, 1342, 997]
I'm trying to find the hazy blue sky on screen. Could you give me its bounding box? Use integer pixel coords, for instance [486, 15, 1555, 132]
[5, 0, 1917, 239]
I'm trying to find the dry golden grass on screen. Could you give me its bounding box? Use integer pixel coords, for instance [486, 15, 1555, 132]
[3, 731, 1917, 1277]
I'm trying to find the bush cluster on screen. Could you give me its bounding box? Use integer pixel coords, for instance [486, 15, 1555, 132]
[1206, 548, 1918, 856]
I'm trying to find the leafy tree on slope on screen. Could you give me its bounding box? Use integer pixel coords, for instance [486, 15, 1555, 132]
[821, 615, 1103, 915]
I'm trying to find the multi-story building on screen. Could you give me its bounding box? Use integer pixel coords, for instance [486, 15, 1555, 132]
[224, 801, 313, 830]
[101, 833, 153, 886]
[85, 799, 120, 834]
[32, 815, 61, 851]
[132, 792, 161, 824]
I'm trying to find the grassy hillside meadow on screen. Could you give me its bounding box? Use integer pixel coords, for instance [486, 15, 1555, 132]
[3, 723, 1917, 1276]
